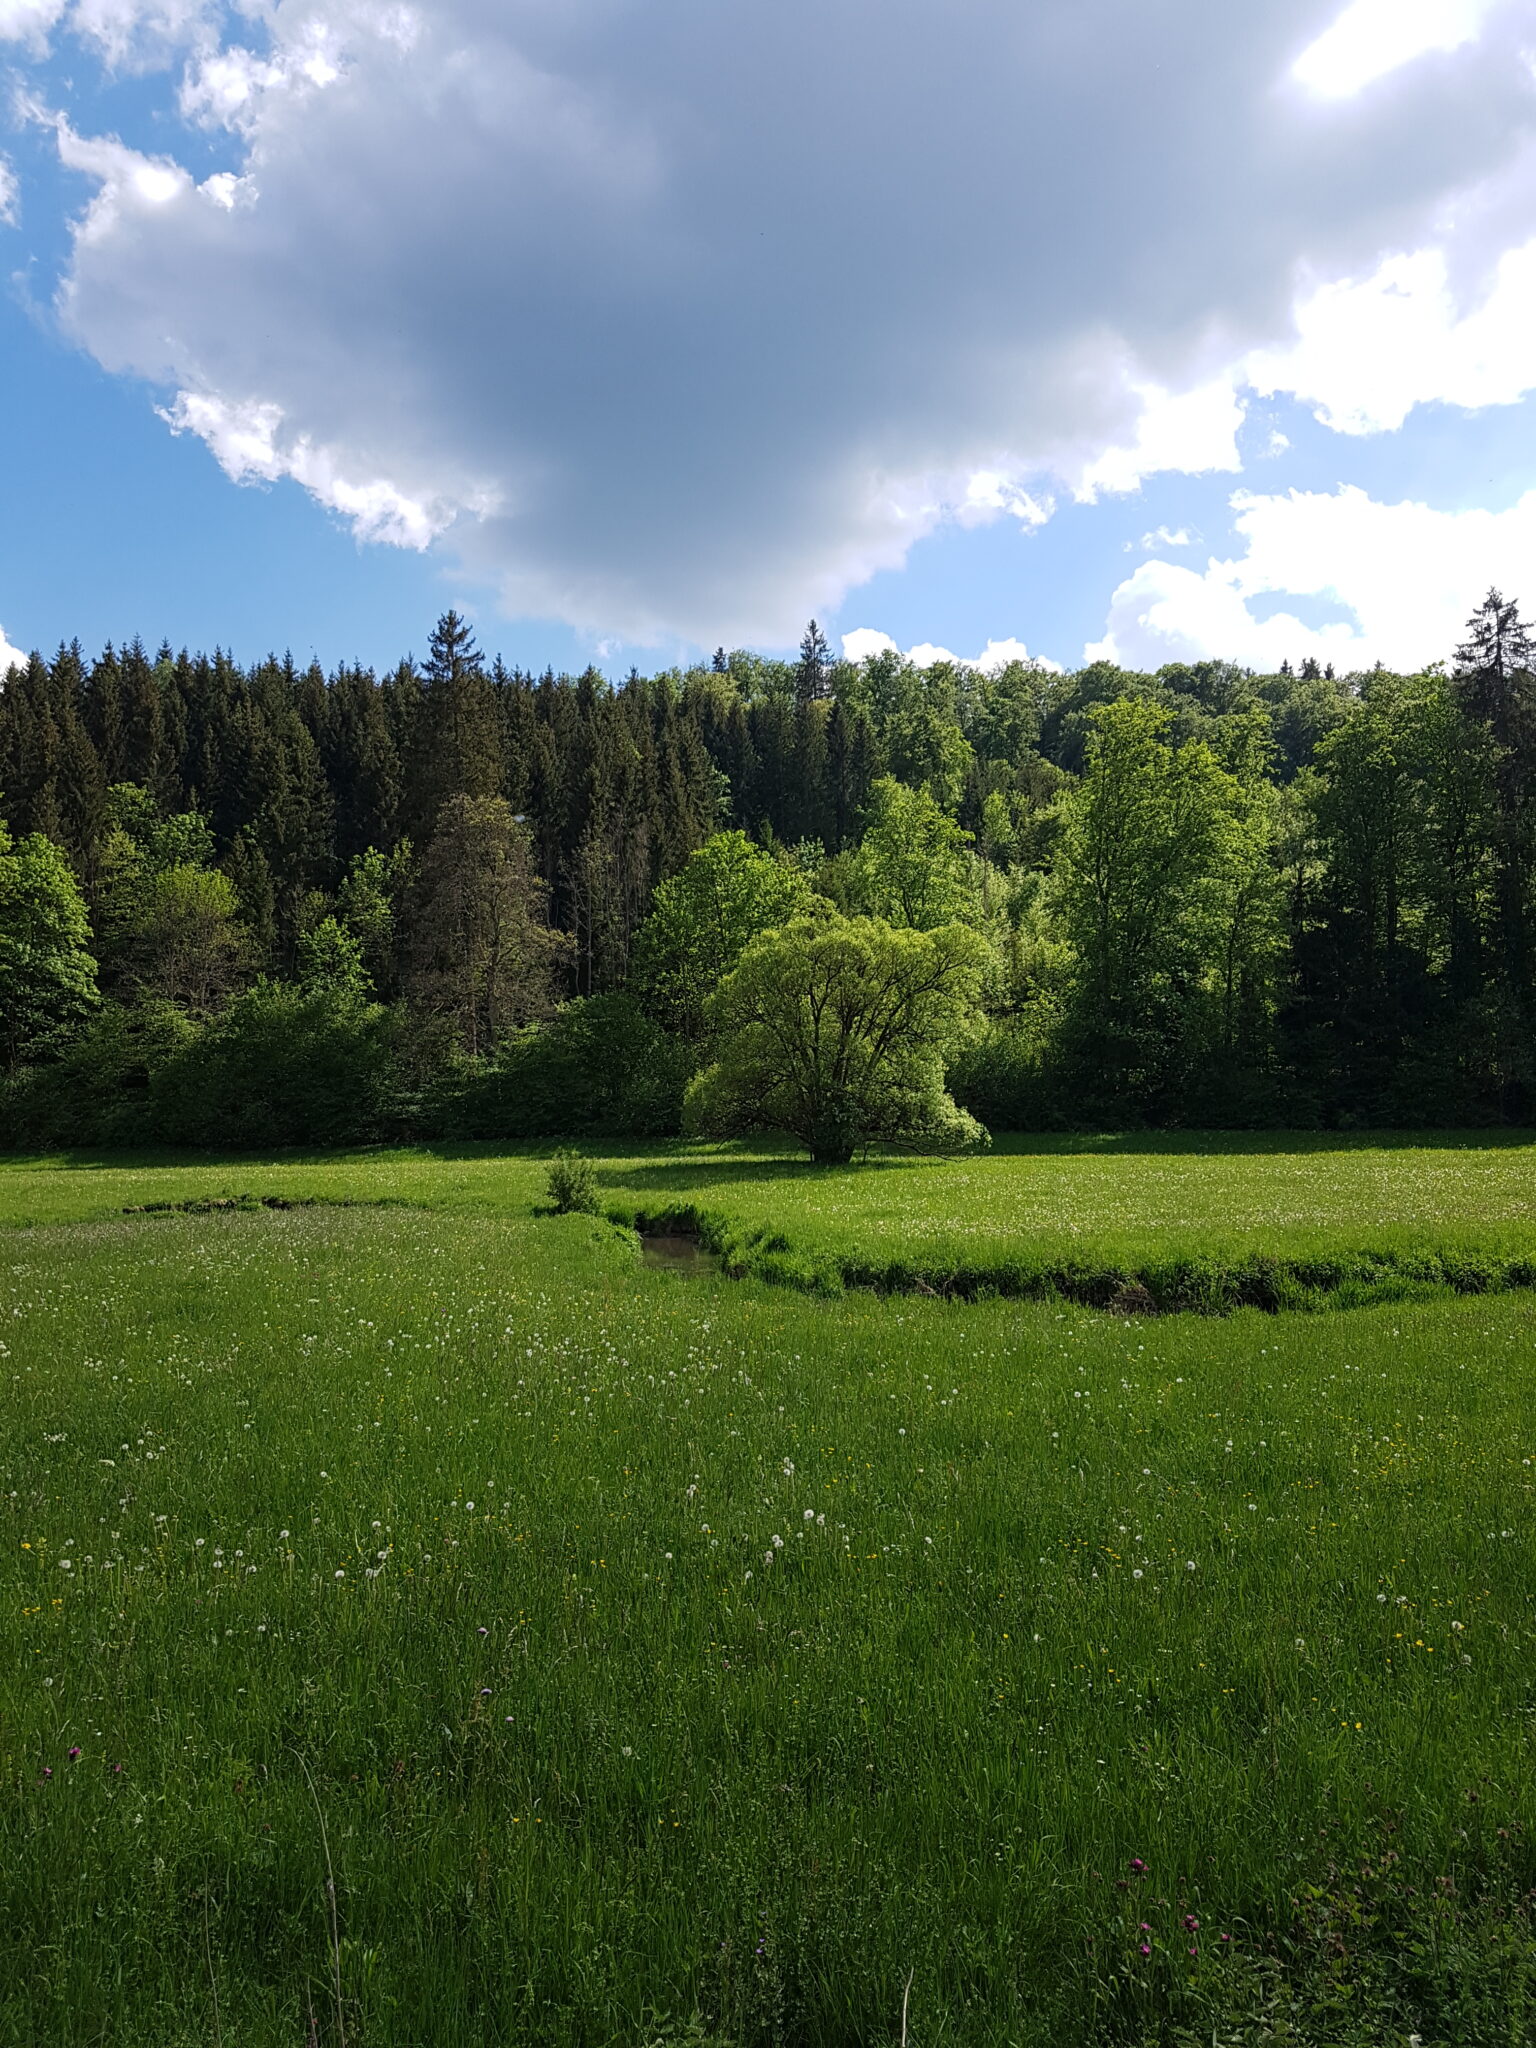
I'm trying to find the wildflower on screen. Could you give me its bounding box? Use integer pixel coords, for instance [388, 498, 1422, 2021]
[334, 1569, 345, 1579]
[42, 1767, 52, 1780]
[1184, 1915, 1199, 1932]
[1139, 1943, 1150, 1956]
[480, 1688, 492, 1697]
[477, 1627, 489, 1636]
[1130, 1858, 1147, 1875]
[804, 1509, 815, 1521]
[68, 1747, 81, 1761]
[1186, 1560, 1196, 1572]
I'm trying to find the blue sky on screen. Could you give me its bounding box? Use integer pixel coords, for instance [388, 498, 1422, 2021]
[3, 0, 1536, 679]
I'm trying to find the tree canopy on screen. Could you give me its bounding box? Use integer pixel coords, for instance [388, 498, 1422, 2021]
[685, 913, 990, 1162]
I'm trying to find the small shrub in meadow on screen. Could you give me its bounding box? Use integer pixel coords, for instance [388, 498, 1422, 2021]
[545, 1148, 601, 1214]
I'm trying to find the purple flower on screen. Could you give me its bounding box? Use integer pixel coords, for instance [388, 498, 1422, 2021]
[1129, 1857, 1147, 1875]
[1184, 1915, 1199, 1932]
[112, 1763, 124, 1775]
[1139, 1943, 1150, 1956]
[41, 1767, 52, 1780]
[68, 1747, 81, 1761]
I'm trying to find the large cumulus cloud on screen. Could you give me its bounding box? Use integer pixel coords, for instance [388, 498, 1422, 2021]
[14, 0, 1536, 643]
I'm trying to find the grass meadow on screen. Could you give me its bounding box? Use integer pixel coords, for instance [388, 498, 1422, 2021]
[3, 1139, 1536, 2044]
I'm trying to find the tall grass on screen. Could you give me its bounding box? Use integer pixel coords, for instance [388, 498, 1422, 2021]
[3, 1197, 1535, 2043]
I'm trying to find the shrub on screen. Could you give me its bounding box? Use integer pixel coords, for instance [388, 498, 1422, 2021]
[428, 994, 694, 1139]
[149, 979, 399, 1147]
[545, 1150, 600, 1215]
[0, 1000, 196, 1148]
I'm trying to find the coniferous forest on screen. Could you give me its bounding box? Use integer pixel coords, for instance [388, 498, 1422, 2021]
[4, 593, 1536, 1148]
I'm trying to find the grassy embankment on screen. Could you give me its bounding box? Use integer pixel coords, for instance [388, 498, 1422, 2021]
[9, 1128, 1536, 1310]
[2, 1142, 1535, 2044]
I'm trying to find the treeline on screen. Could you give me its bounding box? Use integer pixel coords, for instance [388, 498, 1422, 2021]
[2, 596, 1535, 1145]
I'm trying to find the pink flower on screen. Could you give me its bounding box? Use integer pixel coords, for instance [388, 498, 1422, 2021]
[68, 1747, 81, 1761]
[1139, 1943, 1150, 1956]
[1184, 1914, 1199, 1932]
[1129, 1858, 1147, 1875]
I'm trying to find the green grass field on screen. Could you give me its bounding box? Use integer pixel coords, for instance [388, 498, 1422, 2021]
[3, 1142, 1536, 2044]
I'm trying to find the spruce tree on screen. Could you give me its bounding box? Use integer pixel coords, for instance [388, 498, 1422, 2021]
[795, 620, 833, 705]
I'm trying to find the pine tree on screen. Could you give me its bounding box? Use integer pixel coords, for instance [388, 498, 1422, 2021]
[795, 620, 833, 705]
[1454, 589, 1536, 1032]
[414, 611, 504, 831]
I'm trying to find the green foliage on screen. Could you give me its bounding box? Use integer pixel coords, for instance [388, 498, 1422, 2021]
[855, 776, 976, 929]
[686, 913, 990, 1161]
[403, 795, 568, 1055]
[297, 914, 371, 1000]
[544, 1147, 601, 1214]
[96, 786, 252, 1010]
[148, 979, 398, 1147]
[7, 604, 1536, 1135]
[629, 829, 812, 1035]
[431, 994, 694, 1139]
[0, 999, 194, 1146]
[335, 842, 411, 995]
[0, 818, 99, 1068]
[1054, 699, 1283, 1116]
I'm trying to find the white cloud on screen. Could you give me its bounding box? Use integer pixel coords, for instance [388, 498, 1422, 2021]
[0, 154, 17, 225]
[158, 389, 463, 548]
[0, 623, 28, 674]
[2, 0, 219, 65]
[957, 472, 1054, 530]
[19, 0, 1536, 642]
[841, 629, 1060, 674]
[0, 0, 67, 51]
[1075, 379, 1247, 501]
[974, 637, 1062, 675]
[1130, 526, 1193, 551]
[1292, 0, 1498, 99]
[1251, 241, 1536, 432]
[1091, 483, 1536, 671]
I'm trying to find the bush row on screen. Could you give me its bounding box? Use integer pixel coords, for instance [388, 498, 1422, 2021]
[0, 988, 693, 1150]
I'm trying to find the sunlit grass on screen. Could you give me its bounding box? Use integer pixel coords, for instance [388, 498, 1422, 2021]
[3, 1186, 1535, 2044]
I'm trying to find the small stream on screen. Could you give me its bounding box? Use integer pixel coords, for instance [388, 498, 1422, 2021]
[640, 1230, 720, 1277]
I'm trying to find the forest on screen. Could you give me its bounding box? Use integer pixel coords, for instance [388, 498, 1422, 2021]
[3, 593, 1535, 1148]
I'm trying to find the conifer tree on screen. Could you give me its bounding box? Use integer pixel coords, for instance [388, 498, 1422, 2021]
[795, 620, 833, 705]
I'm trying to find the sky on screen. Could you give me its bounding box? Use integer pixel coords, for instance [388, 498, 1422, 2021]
[2, 0, 1536, 680]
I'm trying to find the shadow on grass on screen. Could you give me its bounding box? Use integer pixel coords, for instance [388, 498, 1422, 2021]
[4, 1127, 1534, 1181]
